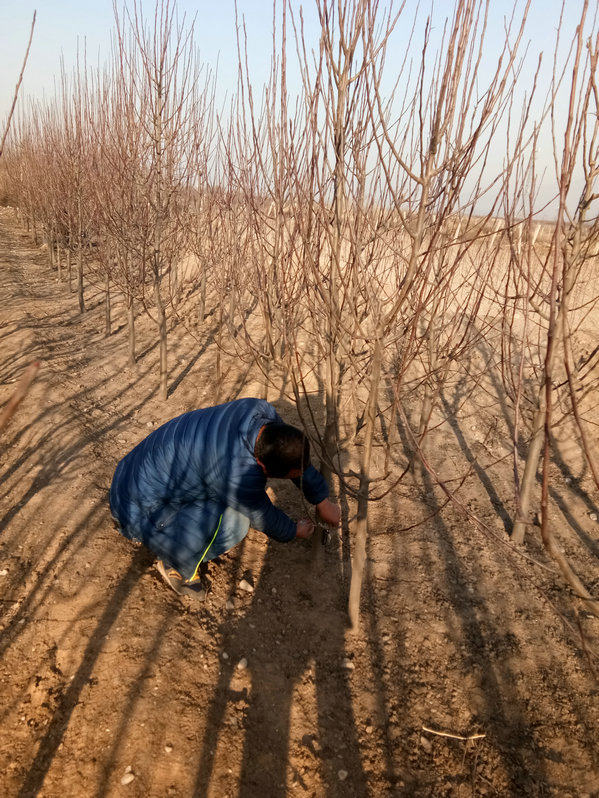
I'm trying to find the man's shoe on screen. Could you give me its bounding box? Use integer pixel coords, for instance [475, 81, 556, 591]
[179, 576, 207, 600]
[155, 561, 207, 601]
[155, 560, 185, 594]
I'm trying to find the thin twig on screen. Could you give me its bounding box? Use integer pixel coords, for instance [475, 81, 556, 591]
[422, 725, 486, 741]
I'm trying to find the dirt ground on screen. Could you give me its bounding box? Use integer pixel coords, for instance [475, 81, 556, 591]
[0, 209, 598, 798]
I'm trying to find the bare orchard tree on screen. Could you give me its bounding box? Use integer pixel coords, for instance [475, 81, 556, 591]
[88, 48, 153, 367]
[499, 4, 599, 613]
[505, 3, 599, 551]
[269, 0, 531, 628]
[112, 0, 201, 399]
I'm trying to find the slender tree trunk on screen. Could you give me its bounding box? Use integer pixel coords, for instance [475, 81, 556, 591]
[261, 356, 269, 401]
[77, 195, 84, 313]
[228, 280, 236, 337]
[320, 72, 349, 487]
[348, 337, 383, 629]
[198, 264, 207, 323]
[152, 75, 168, 400]
[50, 228, 57, 269]
[45, 232, 53, 267]
[67, 248, 72, 292]
[56, 243, 62, 283]
[215, 300, 225, 403]
[512, 402, 546, 543]
[418, 335, 437, 443]
[104, 274, 111, 337]
[512, 265, 573, 542]
[171, 260, 178, 305]
[77, 241, 84, 313]
[154, 272, 168, 400]
[127, 293, 136, 367]
[320, 353, 340, 485]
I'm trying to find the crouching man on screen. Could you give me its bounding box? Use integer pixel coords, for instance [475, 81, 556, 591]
[109, 397, 341, 598]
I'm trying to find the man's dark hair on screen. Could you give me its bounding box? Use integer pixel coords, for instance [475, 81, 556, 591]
[254, 422, 311, 478]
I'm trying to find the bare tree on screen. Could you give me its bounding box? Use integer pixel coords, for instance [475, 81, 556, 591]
[0, 11, 36, 159]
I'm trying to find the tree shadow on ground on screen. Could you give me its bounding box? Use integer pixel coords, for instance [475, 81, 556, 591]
[192, 395, 369, 797]
[16, 549, 149, 798]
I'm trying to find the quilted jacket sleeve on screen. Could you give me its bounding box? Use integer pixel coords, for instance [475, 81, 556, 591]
[291, 464, 329, 505]
[219, 466, 297, 542]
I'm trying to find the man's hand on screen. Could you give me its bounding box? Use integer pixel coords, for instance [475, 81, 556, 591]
[295, 519, 315, 539]
[316, 498, 341, 527]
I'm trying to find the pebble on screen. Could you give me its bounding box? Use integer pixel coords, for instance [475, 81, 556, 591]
[365, 725, 373, 734]
[222, 652, 229, 660]
[238, 579, 254, 593]
[237, 658, 248, 670]
[420, 735, 432, 753]
[341, 658, 355, 670]
[590, 513, 598, 522]
[338, 770, 348, 781]
[225, 599, 235, 610]
[121, 773, 135, 785]
[164, 744, 173, 754]
[146, 421, 154, 428]
[0, 569, 8, 577]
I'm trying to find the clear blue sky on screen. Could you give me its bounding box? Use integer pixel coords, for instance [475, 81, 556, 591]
[1, 0, 322, 113]
[0, 0, 589, 213]
[1, 0, 580, 116]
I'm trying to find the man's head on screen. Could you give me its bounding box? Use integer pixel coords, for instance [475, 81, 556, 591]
[254, 422, 310, 478]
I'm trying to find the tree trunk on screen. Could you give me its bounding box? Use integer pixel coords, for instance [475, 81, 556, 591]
[67, 249, 72, 292]
[127, 294, 136, 367]
[45, 233, 53, 268]
[228, 281, 236, 337]
[56, 243, 62, 283]
[77, 241, 84, 313]
[77, 196, 84, 313]
[418, 324, 437, 445]
[152, 74, 167, 400]
[50, 229, 57, 269]
[104, 274, 111, 337]
[512, 282, 570, 543]
[348, 338, 383, 629]
[320, 352, 340, 486]
[154, 274, 168, 400]
[512, 401, 545, 543]
[198, 265, 207, 323]
[215, 301, 224, 403]
[171, 260, 178, 306]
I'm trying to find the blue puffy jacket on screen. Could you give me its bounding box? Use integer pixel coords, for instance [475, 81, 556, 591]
[109, 398, 328, 577]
